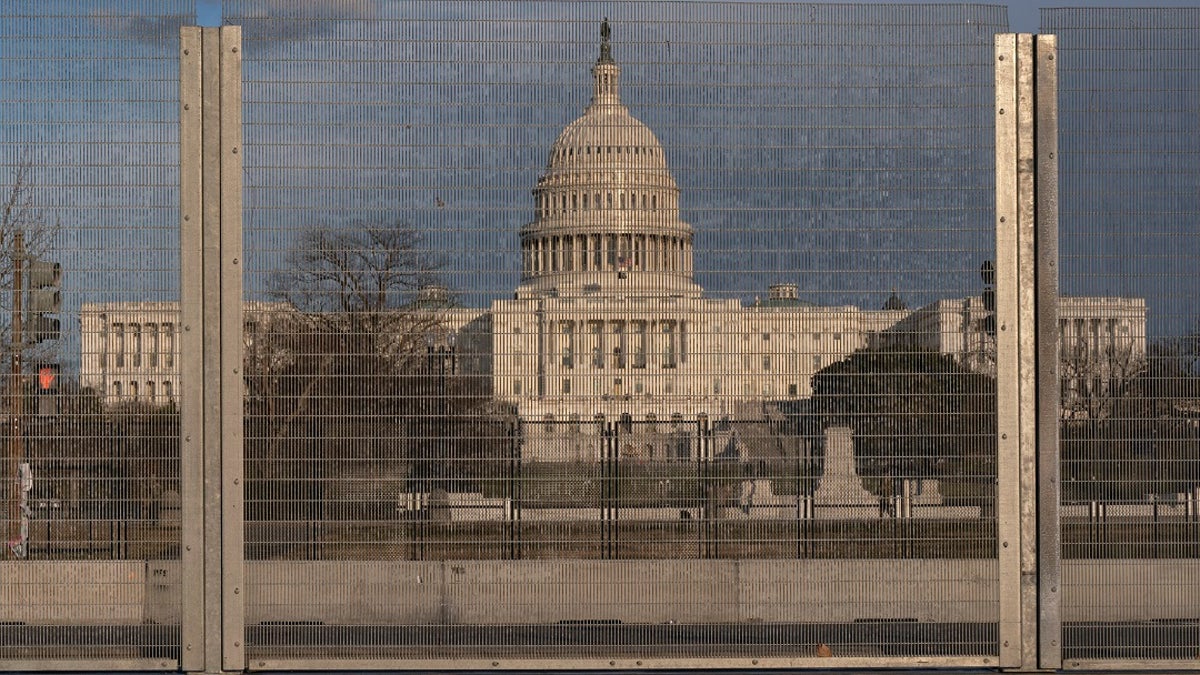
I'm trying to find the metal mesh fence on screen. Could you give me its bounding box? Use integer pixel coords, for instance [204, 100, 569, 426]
[225, 1, 1005, 664]
[0, 0, 189, 666]
[1043, 7, 1200, 664]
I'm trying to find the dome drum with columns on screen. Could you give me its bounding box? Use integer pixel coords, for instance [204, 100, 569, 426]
[517, 20, 699, 299]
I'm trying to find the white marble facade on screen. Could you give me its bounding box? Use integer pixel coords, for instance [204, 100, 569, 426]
[78, 25, 1147, 461]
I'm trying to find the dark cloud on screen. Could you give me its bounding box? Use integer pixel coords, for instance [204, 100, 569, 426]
[88, 9, 193, 44]
[225, 0, 376, 42]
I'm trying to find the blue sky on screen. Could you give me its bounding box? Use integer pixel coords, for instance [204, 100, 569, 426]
[1, 1, 1198, 369]
[194, 0, 1200, 33]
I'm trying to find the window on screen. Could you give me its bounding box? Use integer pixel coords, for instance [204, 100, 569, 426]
[662, 322, 676, 368]
[148, 324, 159, 367]
[814, 333, 822, 342]
[130, 381, 139, 400]
[543, 415, 555, 432]
[562, 379, 571, 394]
[762, 332, 770, 341]
[833, 333, 842, 341]
[164, 381, 174, 402]
[633, 321, 648, 368]
[634, 380, 644, 394]
[762, 355, 772, 371]
[513, 380, 522, 395]
[114, 323, 125, 367]
[813, 355, 822, 370]
[562, 321, 575, 368]
[165, 326, 179, 371]
[99, 315, 109, 368]
[590, 321, 603, 368]
[788, 383, 798, 397]
[713, 378, 722, 395]
[131, 324, 142, 367]
[613, 323, 626, 368]
[113, 381, 122, 398]
[146, 380, 156, 403]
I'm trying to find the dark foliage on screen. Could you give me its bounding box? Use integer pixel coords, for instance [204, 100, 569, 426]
[811, 347, 996, 478]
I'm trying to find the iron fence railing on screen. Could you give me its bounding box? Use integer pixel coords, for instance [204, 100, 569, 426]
[0, 2, 1196, 673]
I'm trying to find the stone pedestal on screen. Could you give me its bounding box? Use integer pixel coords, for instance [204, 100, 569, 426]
[813, 427, 878, 519]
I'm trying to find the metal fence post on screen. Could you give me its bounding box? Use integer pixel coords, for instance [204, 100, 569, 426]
[996, 32, 1060, 672]
[1034, 34, 1062, 672]
[218, 26, 246, 672]
[178, 26, 204, 674]
[180, 25, 244, 674]
[994, 32, 1024, 670]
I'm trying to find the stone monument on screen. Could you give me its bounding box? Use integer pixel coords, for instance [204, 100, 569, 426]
[813, 426, 879, 519]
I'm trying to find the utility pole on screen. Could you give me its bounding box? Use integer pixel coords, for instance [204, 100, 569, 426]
[6, 230, 23, 557]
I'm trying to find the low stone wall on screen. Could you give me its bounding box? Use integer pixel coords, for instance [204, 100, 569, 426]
[0, 561, 146, 625]
[245, 559, 999, 625]
[2, 558, 1197, 627]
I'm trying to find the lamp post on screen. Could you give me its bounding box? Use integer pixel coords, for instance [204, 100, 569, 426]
[424, 332, 456, 486]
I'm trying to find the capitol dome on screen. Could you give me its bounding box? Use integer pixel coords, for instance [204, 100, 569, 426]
[517, 20, 699, 298]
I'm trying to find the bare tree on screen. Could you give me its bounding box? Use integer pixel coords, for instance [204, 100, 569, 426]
[252, 219, 449, 420]
[244, 220, 459, 518]
[0, 160, 59, 352]
[1060, 340, 1147, 420]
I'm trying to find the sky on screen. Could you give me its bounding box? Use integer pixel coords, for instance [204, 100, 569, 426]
[195, 0, 1200, 33]
[1, 0, 1198, 373]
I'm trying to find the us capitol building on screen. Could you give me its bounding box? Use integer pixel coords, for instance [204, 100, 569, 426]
[79, 23, 1147, 462]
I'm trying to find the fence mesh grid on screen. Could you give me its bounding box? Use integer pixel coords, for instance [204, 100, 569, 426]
[8, 1, 1196, 670]
[0, 0, 189, 663]
[1043, 7, 1200, 663]
[226, 1, 1005, 662]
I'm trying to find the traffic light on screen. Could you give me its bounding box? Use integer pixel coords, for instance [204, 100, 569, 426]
[36, 362, 60, 416]
[24, 258, 61, 344]
[980, 260, 996, 337]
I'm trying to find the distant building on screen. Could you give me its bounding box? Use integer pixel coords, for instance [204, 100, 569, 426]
[78, 23, 1149, 452]
[79, 298, 483, 407]
[872, 295, 1148, 415]
[80, 301, 183, 406]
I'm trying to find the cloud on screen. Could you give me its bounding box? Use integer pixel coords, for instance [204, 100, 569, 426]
[87, 8, 193, 44]
[226, 0, 376, 42]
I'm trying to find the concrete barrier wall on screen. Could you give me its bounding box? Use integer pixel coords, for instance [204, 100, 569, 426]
[245, 559, 1200, 626]
[0, 561, 146, 625]
[2, 558, 1196, 627]
[1063, 559, 1200, 622]
[246, 559, 1001, 625]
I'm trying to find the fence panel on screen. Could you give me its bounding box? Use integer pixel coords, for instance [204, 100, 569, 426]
[223, 2, 1010, 668]
[0, 0, 190, 669]
[1042, 7, 1200, 669]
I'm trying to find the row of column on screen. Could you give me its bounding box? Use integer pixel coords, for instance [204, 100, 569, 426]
[522, 232, 692, 276]
[537, 187, 671, 218]
[545, 318, 686, 370]
[1059, 317, 1121, 358]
